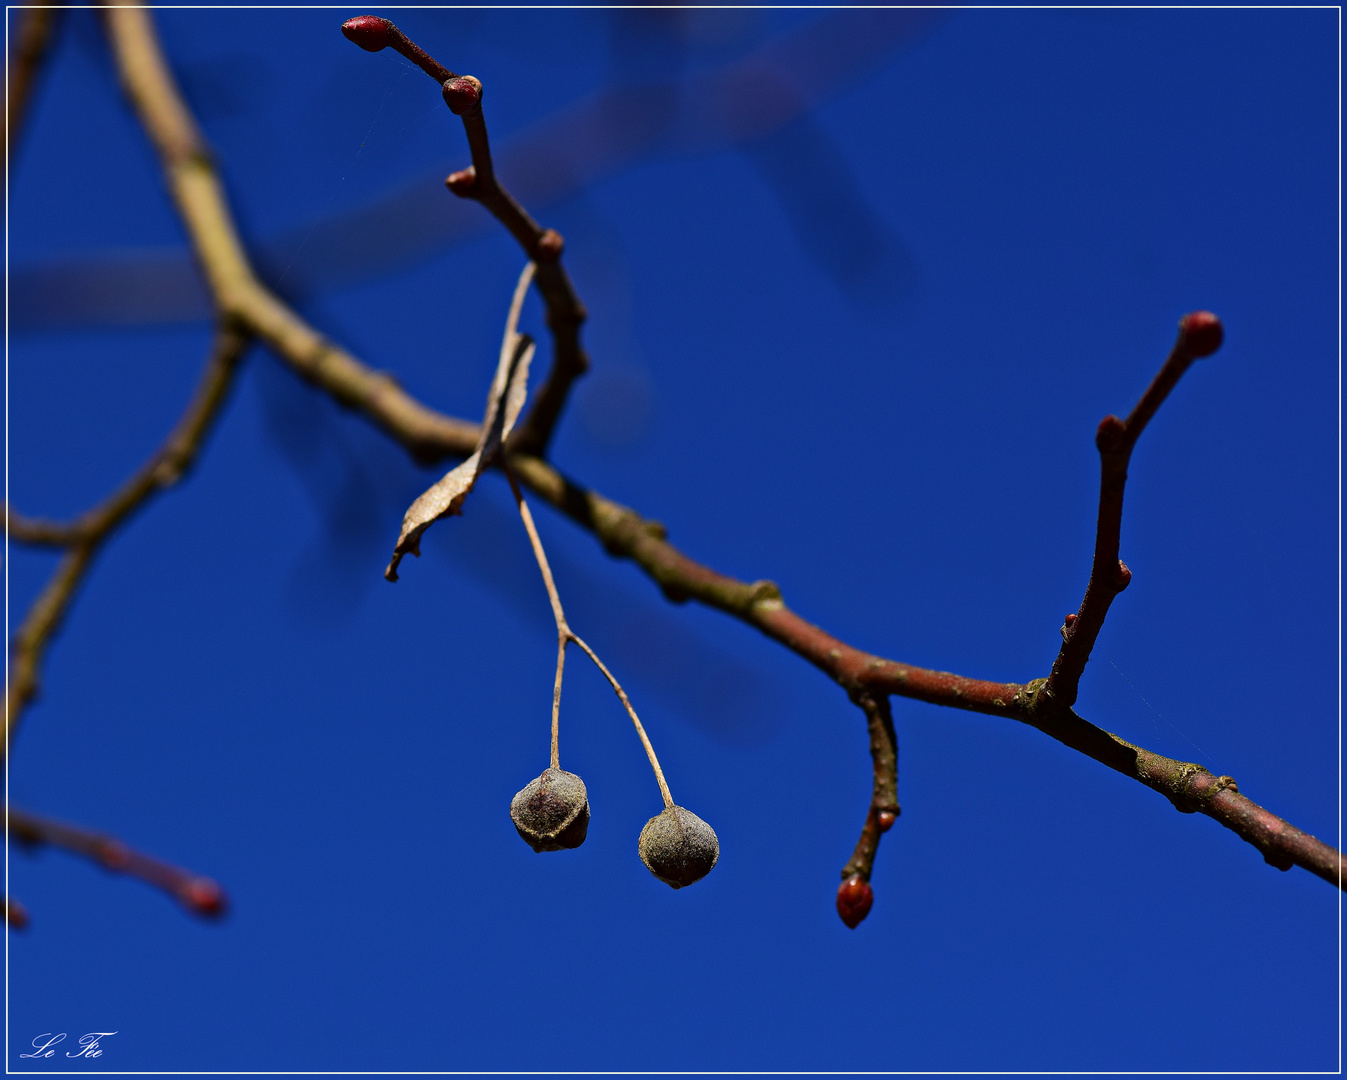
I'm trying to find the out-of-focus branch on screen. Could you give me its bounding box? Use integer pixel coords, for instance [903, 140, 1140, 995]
[5, 895, 31, 930]
[1042, 312, 1225, 711]
[341, 16, 589, 458]
[4, 327, 248, 756]
[9, 806, 227, 918]
[99, 5, 1342, 904]
[6, 4, 62, 153]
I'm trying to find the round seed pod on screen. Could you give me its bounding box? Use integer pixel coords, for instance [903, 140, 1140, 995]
[510, 768, 589, 852]
[638, 805, 718, 888]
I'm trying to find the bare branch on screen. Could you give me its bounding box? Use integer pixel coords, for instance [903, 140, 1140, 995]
[341, 15, 590, 458]
[7, 4, 62, 154]
[9, 806, 227, 918]
[5, 327, 248, 757]
[97, 6, 1340, 897]
[1043, 312, 1225, 711]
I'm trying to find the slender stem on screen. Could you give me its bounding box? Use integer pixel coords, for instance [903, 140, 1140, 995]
[568, 634, 674, 810]
[549, 637, 566, 771]
[503, 462, 567, 634]
[502, 458, 673, 807]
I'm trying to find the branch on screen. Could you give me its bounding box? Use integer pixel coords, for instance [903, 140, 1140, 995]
[9, 806, 227, 918]
[99, 6, 1342, 903]
[341, 16, 589, 458]
[5, 327, 248, 756]
[6, 3, 62, 154]
[1042, 312, 1225, 710]
[836, 691, 899, 928]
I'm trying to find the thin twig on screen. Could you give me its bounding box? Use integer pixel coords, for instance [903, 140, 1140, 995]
[341, 15, 589, 458]
[841, 691, 899, 887]
[7, 4, 62, 155]
[1042, 312, 1224, 711]
[102, 6, 1341, 893]
[9, 806, 227, 918]
[5, 327, 249, 757]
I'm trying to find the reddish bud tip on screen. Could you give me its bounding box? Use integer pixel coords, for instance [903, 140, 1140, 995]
[876, 810, 897, 832]
[1064, 612, 1078, 627]
[341, 16, 395, 52]
[836, 874, 873, 929]
[1095, 415, 1127, 452]
[537, 229, 565, 262]
[445, 167, 477, 197]
[6, 898, 29, 930]
[179, 877, 227, 918]
[1115, 560, 1132, 590]
[441, 75, 482, 115]
[1180, 311, 1224, 358]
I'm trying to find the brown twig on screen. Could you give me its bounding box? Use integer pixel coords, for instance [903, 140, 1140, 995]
[98, 6, 1342, 907]
[835, 691, 899, 927]
[1042, 312, 1225, 711]
[5, 327, 249, 756]
[9, 806, 227, 918]
[7, 3, 62, 154]
[341, 16, 590, 458]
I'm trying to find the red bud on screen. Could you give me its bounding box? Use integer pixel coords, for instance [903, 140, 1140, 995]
[445, 168, 477, 197]
[1064, 613, 1078, 628]
[836, 874, 873, 928]
[179, 877, 227, 918]
[341, 16, 395, 52]
[1180, 311, 1224, 358]
[1115, 560, 1132, 590]
[876, 810, 897, 832]
[1095, 414, 1127, 453]
[441, 75, 482, 115]
[537, 229, 565, 262]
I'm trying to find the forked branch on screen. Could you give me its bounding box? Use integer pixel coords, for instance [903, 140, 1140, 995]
[9, 806, 227, 918]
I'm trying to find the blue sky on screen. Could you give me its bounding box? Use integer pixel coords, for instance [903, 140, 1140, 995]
[7, 6, 1339, 1073]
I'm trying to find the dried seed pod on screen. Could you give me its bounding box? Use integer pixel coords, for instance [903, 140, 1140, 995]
[638, 805, 718, 888]
[510, 768, 589, 852]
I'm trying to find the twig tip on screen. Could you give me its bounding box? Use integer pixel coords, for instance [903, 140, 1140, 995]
[341, 16, 394, 52]
[442, 75, 482, 115]
[836, 874, 874, 929]
[178, 877, 228, 918]
[1179, 311, 1224, 358]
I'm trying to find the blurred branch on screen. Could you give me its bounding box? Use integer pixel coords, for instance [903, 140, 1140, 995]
[6, 4, 62, 154]
[342, 16, 589, 458]
[1042, 312, 1225, 711]
[5, 895, 31, 930]
[4, 327, 249, 756]
[9, 806, 227, 918]
[91, 3, 1343, 922]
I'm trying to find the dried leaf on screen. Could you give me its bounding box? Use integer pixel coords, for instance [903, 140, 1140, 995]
[386, 264, 536, 581]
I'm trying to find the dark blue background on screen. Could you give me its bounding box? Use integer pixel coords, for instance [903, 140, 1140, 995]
[7, 7, 1339, 1073]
